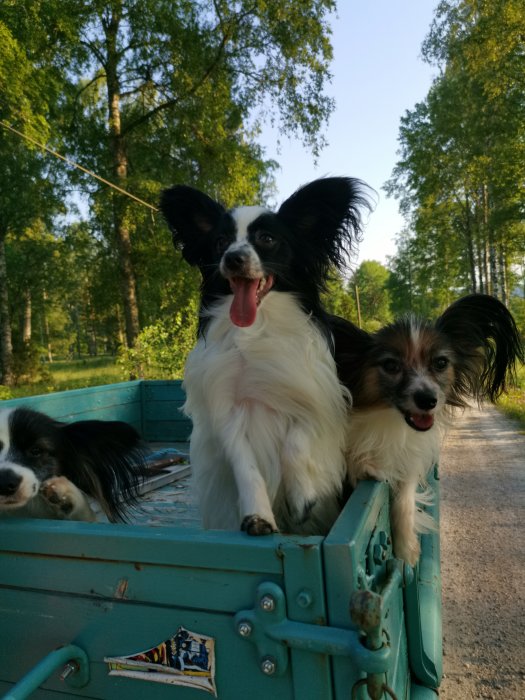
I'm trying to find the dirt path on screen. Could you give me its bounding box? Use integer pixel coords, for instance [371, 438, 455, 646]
[438, 405, 525, 699]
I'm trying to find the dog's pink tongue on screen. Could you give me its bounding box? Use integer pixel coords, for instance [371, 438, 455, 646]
[411, 413, 434, 430]
[229, 277, 260, 327]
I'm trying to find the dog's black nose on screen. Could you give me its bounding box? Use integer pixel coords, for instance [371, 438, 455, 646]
[0, 469, 22, 496]
[223, 250, 246, 270]
[413, 390, 437, 411]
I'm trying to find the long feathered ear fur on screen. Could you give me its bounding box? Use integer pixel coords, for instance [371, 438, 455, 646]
[60, 420, 148, 522]
[277, 177, 373, 277]
[159, 185, 225, 267]
[435, 294, 524, 404]
[328, 314, 374, 399]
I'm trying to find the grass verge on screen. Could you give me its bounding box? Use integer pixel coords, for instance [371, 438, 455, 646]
[496, 364, 525, 431]
[6, 356, 125, 399]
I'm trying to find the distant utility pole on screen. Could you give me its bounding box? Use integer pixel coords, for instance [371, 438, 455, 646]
[355, 285, 362, 328]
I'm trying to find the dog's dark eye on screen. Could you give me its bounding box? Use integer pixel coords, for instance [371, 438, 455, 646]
[432, 356, 449, 372]
[381, 358, 402, 375]
[255, 231, 276, 248]
[28, 446, 44, 457]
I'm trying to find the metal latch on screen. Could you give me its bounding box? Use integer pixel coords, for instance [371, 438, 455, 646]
[234, 581, 390, 678]
[350, 559, 409, 700]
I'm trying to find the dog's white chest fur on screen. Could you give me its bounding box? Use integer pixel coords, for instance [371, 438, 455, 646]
[345, 408, 446, 486]
[183, 292, 349, 534]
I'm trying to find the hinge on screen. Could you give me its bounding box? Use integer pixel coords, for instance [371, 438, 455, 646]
[234, 581, 390, 678]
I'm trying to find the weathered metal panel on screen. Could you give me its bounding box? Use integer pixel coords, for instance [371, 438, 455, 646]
[410, 683, 439, 699]
[0, 520, 284, 574]
[0, 682, 99, 700]
[0, 382, 143, 431]
[141, 380, 191, 442]
[0, 588, 297, 699]
[404, 468, 443, 690]
[279, 540, 334, 699]
[0, 527, 329, 699]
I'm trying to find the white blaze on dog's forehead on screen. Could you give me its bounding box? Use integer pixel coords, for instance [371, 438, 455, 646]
[408, 318, 429, 370]
[0, 409, 12, 456]
[409, 317, 423, 347]
[230, 206, 269, 241]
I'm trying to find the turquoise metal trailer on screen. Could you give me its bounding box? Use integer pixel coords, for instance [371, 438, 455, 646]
[0, 380, 442, 699]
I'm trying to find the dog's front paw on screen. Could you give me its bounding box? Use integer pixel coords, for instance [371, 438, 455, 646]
[40, 477, 94, 521]
[241, 514, 278, 536]
[394, 535, 421, 567]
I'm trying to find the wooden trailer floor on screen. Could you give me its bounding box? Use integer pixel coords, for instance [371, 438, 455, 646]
[123, 443, 202, 530]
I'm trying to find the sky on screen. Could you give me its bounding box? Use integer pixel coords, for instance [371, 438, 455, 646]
[259, 1, 440, 267]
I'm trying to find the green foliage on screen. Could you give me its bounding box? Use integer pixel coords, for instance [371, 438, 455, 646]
[509, 295, 525, 340]
[118, 310, 198, 381]
[321, 273, 358, 321]
[497, 364, 525, 431]
[11, 341, 52, 386]
[0, 385, 13, 400]
[352, 261, 393, 331]
[321, 263, 394, 332]
[1, 0, 337, 384]
[386, 0, 525, 312]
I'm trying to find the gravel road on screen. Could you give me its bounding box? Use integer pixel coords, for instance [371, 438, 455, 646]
[438, 405, 524, 699]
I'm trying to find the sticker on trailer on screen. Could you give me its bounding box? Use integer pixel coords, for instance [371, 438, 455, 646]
[105, 626, 217, 695]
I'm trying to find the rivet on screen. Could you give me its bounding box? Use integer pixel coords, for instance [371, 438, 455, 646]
[260, 594, 275, 612]
[237, 620, 253, 638]
[261, 656, 276, 675]
[296, 590, 313, 608]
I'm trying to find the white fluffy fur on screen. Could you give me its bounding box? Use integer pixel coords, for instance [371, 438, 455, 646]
[345, 407, 449, 565]
[184, 292, 350, 534]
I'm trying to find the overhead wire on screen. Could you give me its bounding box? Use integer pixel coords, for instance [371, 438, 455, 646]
[0, 119, 158, 212]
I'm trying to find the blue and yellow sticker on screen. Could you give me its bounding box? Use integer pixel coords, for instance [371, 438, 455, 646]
[105, 626, 216, 695]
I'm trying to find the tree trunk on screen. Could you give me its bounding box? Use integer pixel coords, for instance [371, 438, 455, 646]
[87, 293, 98, 356]
[498, 242, 508, 306]
[483, 183, 498, 297]
[22, 288, 31, 343]
[42, 289, 53, 363]
[463, 191, 477, 293]
[475, 228, 485, 294]
[105, 4, 140, 348]
[0, 236, 14, 385]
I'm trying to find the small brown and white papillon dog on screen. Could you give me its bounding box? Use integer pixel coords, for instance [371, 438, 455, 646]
[160, 177, 371, 536]
[331, 294, 524, 565]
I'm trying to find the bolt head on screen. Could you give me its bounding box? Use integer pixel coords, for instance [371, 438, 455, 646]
[237, 620, 252, 638]
[261, 656, 276, 675]
[296, 590, 313, 608]
[260, 594, 275, 612]
[60, 661, 79, 682]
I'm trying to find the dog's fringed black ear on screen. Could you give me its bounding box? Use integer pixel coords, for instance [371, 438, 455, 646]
[160, 185, 225, 267]
[277, 177, 373, 273]
[435, 294, 524, 403]
[60, 420, 149, 522]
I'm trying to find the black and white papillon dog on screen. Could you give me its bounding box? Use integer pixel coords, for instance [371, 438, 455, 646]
[331, 294, 524, 565]
[161, 177, 371, 535]
[0, 407, 147, 522]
